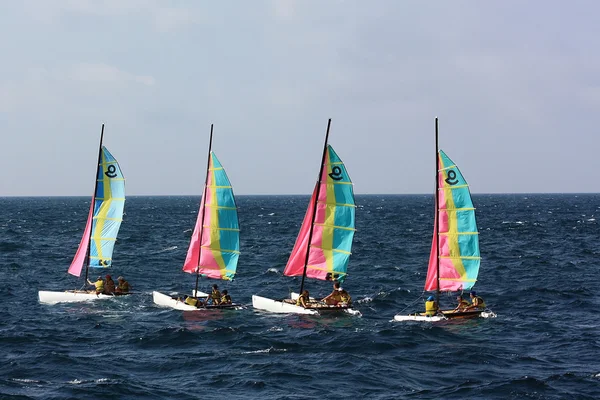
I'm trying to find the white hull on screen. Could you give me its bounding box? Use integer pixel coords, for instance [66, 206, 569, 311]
[38, 290, 115, 304]
[252, 294, 361, 316]
[393, 309, 497, 322]
[153, 291, 241, 311]
[252, 295, 318, 315]
[393, 314, 447, 322]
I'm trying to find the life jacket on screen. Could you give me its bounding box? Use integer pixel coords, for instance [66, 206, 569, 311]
[104, 280, 115, 293]
[185, 297, 198, 307]
[118, 281, 129, 292]
[94, 280, 104, 292]
[221, 294, 232, 304]
[296, 294, 308, 307]
[458, 299, 470, 308]
[211, 290, 221, 301]
[425, 300, 438, 316]
[473, 296, 486, 309]
[339, 290, 351, 304]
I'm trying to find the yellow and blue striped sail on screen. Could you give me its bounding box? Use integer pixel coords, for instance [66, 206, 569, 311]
[89, 147, 125, 268]
[183, 152, 240, 280]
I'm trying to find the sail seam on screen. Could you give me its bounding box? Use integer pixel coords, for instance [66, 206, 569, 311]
[313, 223, 356, 231]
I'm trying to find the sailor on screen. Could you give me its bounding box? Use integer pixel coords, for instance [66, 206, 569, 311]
[424, 295, 440, 316]
[207, 284, 221, 305]
[453, 295, 470, 311]
[104, 274, 116, 294]
[220, 290, 232, 305]
[87, 276, 104, 294]
[296, 290, 311, 308]
[322, 282, 352, 306]
[115, 276, 130, 294]
[184, 295, 200, 307]
[466, 291, 486, 310]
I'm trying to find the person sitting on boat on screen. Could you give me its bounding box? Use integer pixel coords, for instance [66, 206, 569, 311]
[87, 276, 104, 295]
[453, 295, 470, 311]
[220, 290, 232, 305]
[115, 276, 130, 294]
[104, 274, 116, 295]
[296, 290, 311, 308]
[424, 295, 441, 317]
[207, 284, 221, 305]
[322, 282, 352, 306]
[183, 295, 201, 307]
[466, 291, 486, 310]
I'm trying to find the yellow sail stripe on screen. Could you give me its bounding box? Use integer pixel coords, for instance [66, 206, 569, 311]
[317, 201, 355, 208]
[439, 231, 478, 235]
[306, 265, 347, 275]
[309, 245, 352, 255]
[203, 204, 237, 211]
[202, 225, 239, 232]
[440, 277, 477, 282]
[313, 223, 355, 231]
[200, 245, 240, 254]
[206, 185, 232, 189]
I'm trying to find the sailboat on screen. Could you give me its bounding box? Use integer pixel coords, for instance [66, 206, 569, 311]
[152, 124, 241, 311]
[38, 124, 126, 304]
[252, 119, 359, 315]
[394, 118, 495, 322]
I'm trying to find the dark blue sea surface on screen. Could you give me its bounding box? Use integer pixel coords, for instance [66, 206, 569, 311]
[1, 194, 599, 399]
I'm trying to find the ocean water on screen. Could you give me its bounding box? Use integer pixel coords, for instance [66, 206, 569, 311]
[1, 194, 599, 400]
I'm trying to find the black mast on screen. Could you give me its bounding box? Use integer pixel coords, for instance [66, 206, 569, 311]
[194, 124, 214, 297]
[435, 117, 441, 307]
[84, 123, 105, 284]
[299, 118, 332, 295]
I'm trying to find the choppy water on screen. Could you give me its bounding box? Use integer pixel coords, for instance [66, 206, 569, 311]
[1, 194, 599, 399]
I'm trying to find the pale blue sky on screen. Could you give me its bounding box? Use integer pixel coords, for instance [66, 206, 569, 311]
[1, 1, 598, 196]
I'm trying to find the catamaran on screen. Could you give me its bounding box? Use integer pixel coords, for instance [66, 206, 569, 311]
[252, 119, 359, 315]
[394, 118, 496, 322]
[153, 124, 241, 311]
[38, 124, 126, 304]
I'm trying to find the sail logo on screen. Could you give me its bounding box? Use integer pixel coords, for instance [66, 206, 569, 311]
[329, 166, 343, 181]
[105, 165, 118, 178]
[445, 169, 459, 185]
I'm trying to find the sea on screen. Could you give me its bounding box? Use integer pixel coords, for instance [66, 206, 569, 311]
[1, 194, 599, 400]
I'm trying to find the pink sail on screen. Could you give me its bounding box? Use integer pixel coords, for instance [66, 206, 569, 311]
[67, 198, 94, 277]
[283, 185, 318, 278]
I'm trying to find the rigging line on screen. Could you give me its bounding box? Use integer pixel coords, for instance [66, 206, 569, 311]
[397, 291, 427, 314]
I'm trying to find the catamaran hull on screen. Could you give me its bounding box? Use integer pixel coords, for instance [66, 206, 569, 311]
[393, 309, 496, 322]
[252, 295, 318, 315]
[152, 291, 241, 311]
[252, 294, 360, 316]
[38, 290, 126, 304]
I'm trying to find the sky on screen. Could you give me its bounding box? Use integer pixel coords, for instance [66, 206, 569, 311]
[1, 0, 598, 196]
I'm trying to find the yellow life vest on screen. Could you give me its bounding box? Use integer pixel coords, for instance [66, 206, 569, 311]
[211, 290, 221, 301]
[425, 300, 438, 316]
[185, 297, 198, 307]
[339, 291, 350, 304]
[296, 294, 308, 307]
[95, 280, 104, 292]
[221, 294, 231, 304]
[473, 296, 486, 309]
[458, 299, 470, 308]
